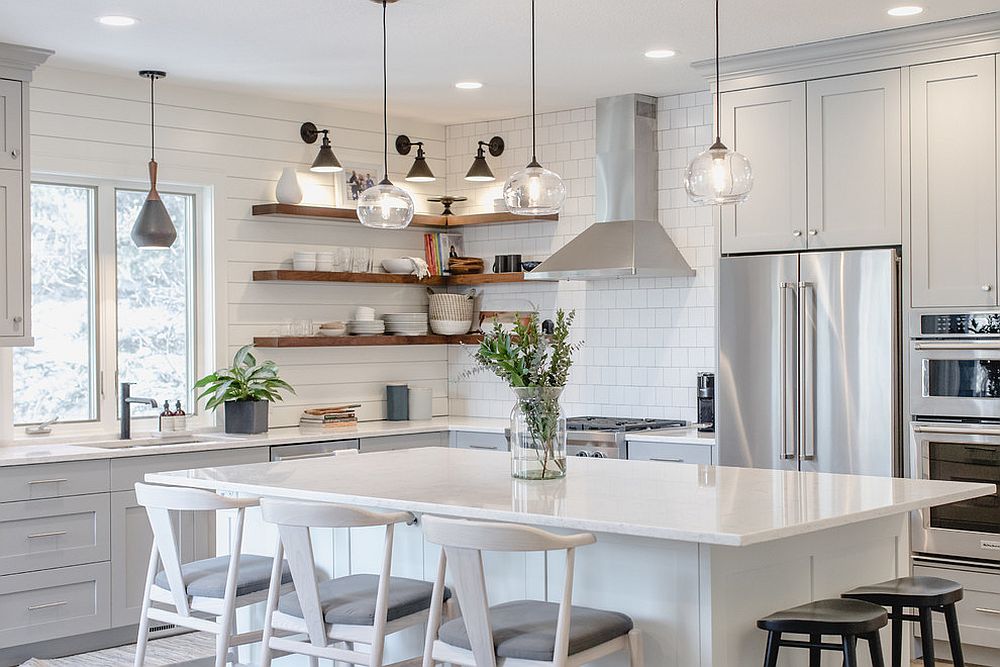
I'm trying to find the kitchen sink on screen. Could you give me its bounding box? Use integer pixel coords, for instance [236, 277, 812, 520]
[77, 434, 225, 449]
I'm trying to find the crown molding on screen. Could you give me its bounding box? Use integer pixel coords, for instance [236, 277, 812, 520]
[0, 42, 54, 82]
[692, 12, 1000, 92]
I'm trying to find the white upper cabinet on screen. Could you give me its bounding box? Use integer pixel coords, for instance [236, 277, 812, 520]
[910, 55, 998, 308]
[720, 83, 807, 254]
[806, 70, 902, 248]
[0, 79, 22, 171]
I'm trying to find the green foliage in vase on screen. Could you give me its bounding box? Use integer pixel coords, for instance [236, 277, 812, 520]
[193, 345, 295, 411]
[465, 309, 582, 388]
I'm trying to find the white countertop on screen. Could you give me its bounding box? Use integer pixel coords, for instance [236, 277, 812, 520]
[625, 426, 715, 445]
[146, 447, 992, 547]
[0, 417, 506, 467]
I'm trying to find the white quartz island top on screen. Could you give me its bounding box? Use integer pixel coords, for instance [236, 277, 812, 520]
[147, 447, 992, 547]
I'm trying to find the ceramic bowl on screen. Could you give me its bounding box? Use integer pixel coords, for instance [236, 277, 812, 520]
[430, 320, 472, 335]
[317, 328, 347, 337]
[382, 258, 416, 274]
[521, 261, 542, 272]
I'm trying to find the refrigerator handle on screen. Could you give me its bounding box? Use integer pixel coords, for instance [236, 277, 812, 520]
[778, 281, 796, 460]
[799, 281, 815, 461]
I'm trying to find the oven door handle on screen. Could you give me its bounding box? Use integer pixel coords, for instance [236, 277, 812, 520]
[913, 424, 1000, 437]
[913, 341, 1000, 351]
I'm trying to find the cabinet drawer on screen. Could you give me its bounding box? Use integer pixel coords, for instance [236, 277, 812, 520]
[627, 441, 713, 464]
[452, 431, 508, 451]
[110, 447, 268, 491]
[360, 431, 448, 452]
[0, 494, 110, 575]
[914, 562, 1000, 649]
[0, 460, 110, 503]
[0, 562, 110, 649]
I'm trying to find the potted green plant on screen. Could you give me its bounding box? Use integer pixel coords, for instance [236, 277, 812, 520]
[194, 345, 295, 434]
[465, 310, 581, 480]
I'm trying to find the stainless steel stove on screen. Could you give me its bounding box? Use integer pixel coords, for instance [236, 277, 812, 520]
[566, 416, 687, 459]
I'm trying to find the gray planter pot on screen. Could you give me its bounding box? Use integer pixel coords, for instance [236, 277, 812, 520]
[224, 400, 269, 434]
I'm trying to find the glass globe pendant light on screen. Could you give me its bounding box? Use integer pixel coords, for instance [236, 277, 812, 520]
[358, 0, 414, 229]
[503, 0, 566, 216]
[684, 0, 752, 205]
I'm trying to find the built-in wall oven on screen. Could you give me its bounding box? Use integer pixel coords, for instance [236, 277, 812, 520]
[910, 311, 1000, 563]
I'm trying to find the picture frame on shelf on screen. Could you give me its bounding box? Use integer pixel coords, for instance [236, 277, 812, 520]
[336, 164, 382, 208]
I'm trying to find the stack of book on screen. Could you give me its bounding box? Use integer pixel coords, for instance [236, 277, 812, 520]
[299, 404, 359, 429]
[423, 232, 464, 276]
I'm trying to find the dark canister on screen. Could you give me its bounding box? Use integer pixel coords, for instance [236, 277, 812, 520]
[697, 372, 715, 433]
[386, 384, 409, 421]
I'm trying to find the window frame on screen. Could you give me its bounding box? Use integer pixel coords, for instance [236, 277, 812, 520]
[15, 175, 206, 434]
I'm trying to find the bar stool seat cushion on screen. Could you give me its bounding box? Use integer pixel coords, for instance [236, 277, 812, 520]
[278, 573, 451, 626]
[842, 576, 963, 608]
[438, 600, 634, 661]
[155, 555, 291, 598]
[757, 599, 887, 635]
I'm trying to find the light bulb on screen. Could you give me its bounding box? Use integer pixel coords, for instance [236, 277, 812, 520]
[711, 156, 729, 194]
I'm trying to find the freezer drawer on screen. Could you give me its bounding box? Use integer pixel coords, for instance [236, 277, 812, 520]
[914, 559, 1000, 650]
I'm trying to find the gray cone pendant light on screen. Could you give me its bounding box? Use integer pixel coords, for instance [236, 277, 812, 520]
[131, 70, 177, 249]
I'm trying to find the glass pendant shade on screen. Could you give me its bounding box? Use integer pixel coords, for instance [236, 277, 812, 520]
[404, 153, 435, 182]
[684, 141, 753, 205]
[311, 135, 343, 173]
[503, 161, 567, 215]
[357, 178, 414, 229]
[465, 154, 495, 182]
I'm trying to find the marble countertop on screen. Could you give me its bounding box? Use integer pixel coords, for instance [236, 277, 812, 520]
[625, 427, 715, 445]
[146, 447, 992, 547]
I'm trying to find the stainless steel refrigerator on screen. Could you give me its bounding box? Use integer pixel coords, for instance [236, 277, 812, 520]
[718, 248, 900, 475]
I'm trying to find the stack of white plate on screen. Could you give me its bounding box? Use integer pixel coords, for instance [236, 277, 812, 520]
[346, 320, 385, 336]
[383, 312, 429, 336]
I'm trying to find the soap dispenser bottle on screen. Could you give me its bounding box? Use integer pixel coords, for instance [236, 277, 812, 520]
[159, 400, 174, 433]
[174, 401, 187, 432]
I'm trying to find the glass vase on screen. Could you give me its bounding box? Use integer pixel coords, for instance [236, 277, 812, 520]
[509, 386, 567, 480]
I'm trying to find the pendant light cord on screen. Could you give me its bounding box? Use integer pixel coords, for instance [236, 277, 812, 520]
[382, 0, 389, 179]
[530, 0, 537, 163]
[150, 74, 155, 162]
[714, 0, 721, 143]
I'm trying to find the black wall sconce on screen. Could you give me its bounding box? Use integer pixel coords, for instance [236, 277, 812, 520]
[465, 136, 505, 182]
[300, 121, 343, 173]
[395, 135, 435, 182]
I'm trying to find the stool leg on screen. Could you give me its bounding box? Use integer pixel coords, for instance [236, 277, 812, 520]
[842, 635, 859, 667]
[942, 603, 965, 667]
[918, 607, 935, 667]
[763, 631, 781, 667]
[809, 633, 821, 667]
[890, 607, 902, 667]
[866, 631, 886, 667]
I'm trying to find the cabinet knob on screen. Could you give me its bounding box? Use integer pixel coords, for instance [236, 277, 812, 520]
[12, 315, 21, 324]
[792, 230, 802, 237]
[983, 285, 993, 292]
[8, 148, 17, 160]
[808, 229, 818, 236]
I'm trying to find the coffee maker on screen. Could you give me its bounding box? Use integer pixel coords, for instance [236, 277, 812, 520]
[697, 372, 714, 433]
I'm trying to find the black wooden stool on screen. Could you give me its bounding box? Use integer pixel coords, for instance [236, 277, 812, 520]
[757, 598, 888, 667]
[842, 576, 964, 667]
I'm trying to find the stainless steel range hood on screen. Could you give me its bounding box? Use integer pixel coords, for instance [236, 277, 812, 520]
[526, 94, 694, 281]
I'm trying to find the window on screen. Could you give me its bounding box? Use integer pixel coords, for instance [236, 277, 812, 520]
[13, 180, 198, 427]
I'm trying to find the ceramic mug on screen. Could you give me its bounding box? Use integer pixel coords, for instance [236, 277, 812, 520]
[493, 254, 522, 273]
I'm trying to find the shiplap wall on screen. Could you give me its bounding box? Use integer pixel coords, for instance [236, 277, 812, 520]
[27, 66, 450, 427]
[444, 92, 717, 422]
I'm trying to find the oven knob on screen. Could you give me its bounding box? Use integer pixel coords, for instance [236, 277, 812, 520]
[575, 451, 591, 458]
[592, 451, 607, 459]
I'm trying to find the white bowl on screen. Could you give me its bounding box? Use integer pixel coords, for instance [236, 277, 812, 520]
[317, 328, 346, 337]
[430, 320, 472, 335]
[382, 258, 416, 274]
[383, 313, 428, 321]
[354, 306, 376, 321]
[293, 260, 317, 271]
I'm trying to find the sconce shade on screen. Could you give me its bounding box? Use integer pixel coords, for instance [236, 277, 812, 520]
[465, 154, 495, 182]
[301, 121, 343, 173]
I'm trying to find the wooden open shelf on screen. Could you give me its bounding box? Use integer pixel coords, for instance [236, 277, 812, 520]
[251, 203, 558, 228]
[251, 270, 545, 285]
[253, 334, 483, 348]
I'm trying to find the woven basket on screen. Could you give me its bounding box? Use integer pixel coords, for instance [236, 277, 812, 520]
[428, 291, 475, 322]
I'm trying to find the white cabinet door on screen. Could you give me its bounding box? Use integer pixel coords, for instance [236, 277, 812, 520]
[0, 169, 25, 340]
[720, 83, 807, 254]
[0, 80, 22, 171]
[910, 55, 998, 307]
[806, 70, 902, 248]
[359, 431, 448, 452]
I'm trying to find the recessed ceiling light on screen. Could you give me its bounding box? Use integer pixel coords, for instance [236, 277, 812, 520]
[887, 6, 923, 17]
[97, 15, 137, 26]
[644, 49, 677, 59]
[455, 81, 483, 90]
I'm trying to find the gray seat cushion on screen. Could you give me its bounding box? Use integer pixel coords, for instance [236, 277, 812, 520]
[438, 600, 633, 661]
[154, 555, 291, 598]
[278, 574, 450, 626]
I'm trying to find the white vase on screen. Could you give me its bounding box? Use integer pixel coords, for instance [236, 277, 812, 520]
[275, 167, 303, 204]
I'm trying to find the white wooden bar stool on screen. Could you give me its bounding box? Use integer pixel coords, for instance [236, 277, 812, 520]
[133, 482, 293, 667]
[420, 515, 642, 667]
[258, 497, 453, 667]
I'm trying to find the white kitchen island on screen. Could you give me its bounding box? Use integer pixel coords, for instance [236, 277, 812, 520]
[148, 448, 993, 666]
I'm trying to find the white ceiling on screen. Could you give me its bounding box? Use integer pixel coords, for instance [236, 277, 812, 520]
[4, 0, 1000, 124]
